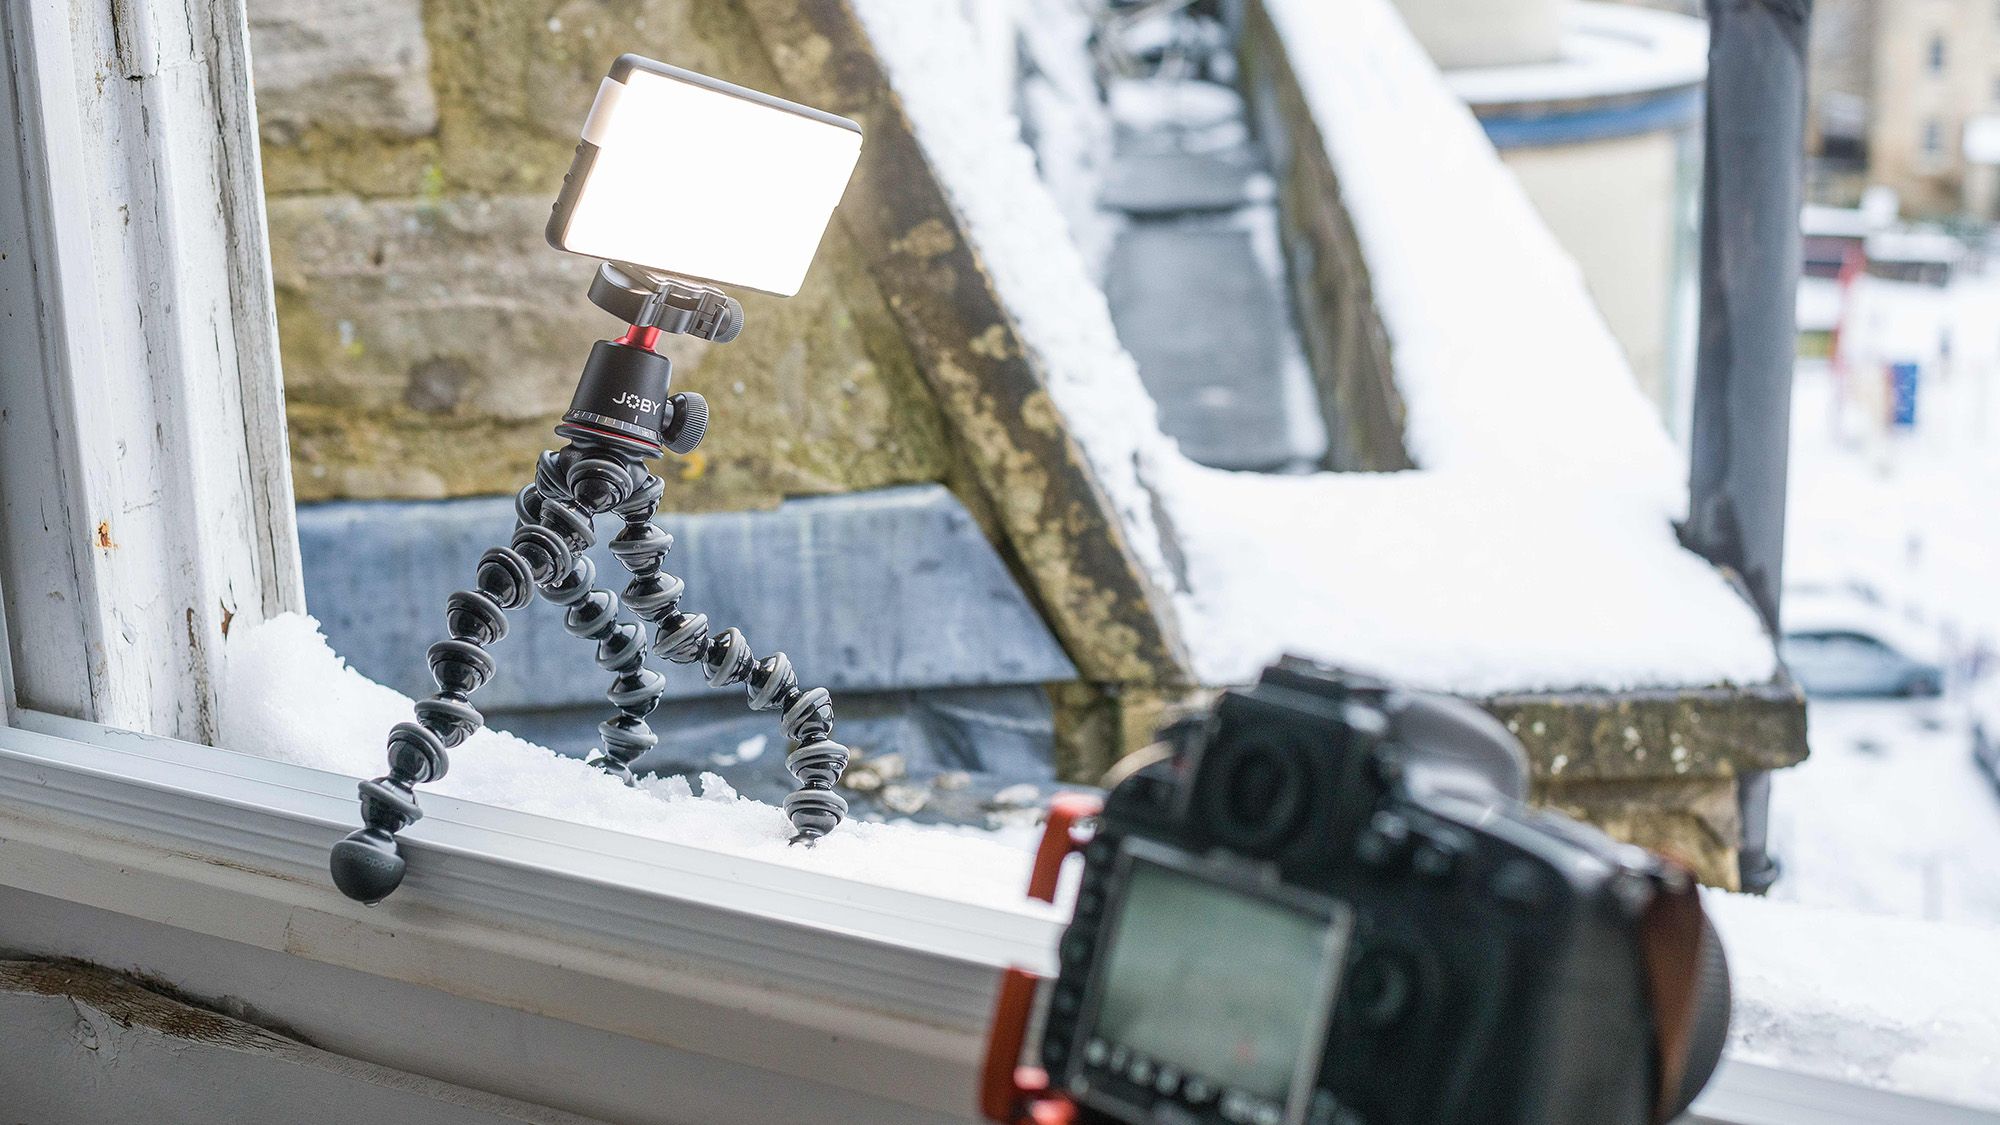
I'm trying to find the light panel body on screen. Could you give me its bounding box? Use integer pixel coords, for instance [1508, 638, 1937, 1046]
[548, 55, 863, 298]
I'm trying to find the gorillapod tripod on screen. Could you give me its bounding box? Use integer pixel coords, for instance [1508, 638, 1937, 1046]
[329, 262, 851, 905]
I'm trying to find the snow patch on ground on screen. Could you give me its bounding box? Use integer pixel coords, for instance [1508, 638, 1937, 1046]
[848, 0, 1776, 694]
[1768, 700, 2000, 926]
[1708, 890, 2000, 1110]
[221, 613, 1059, 915]
[1790, 290, 2000, 658]
[1767, 351, 2000, 931]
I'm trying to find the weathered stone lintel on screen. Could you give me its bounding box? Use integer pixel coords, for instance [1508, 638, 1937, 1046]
[1483, 677, 1810, 784]
[1488, 678, 1808, 891]
[1075, 678, 1803, 890]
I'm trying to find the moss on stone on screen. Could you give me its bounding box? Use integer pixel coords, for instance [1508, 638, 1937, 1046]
[270, 190, 951, 508]
[1483, 682, 1809, 783]
[264, 0, 956, 510]
[258, 0, 809, 201]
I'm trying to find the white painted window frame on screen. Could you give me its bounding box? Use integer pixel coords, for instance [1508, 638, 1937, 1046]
[0, 1, 1991, 1122]
[0, 0, 300, 741]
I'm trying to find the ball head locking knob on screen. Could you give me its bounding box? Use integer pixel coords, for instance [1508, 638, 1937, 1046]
[662, 392, 708, 455]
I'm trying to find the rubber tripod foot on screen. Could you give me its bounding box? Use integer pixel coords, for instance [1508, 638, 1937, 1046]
[329, 828, 408, 905]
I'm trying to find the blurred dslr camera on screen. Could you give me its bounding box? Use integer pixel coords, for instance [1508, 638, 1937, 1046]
[983, 659, 1730, 1125]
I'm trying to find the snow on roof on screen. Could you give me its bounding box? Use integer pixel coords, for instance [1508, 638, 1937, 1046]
[1801, 203, 1875, 240]
[1707, 890, 2000, 1111]
[850, 0, 1776, 694]
[1443, 1, 1707, 108]
[1795, 276, 1844, 334]
[1866, 226, 1965, 266]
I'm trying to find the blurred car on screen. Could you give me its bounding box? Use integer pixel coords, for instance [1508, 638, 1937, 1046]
[1780, 591, 1946, 698]
[1972, 677, 2000, 789]
[1780, 630, 1944, 697]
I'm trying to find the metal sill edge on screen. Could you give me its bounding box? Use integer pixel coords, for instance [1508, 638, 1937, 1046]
[0, 711, 1059, 1036]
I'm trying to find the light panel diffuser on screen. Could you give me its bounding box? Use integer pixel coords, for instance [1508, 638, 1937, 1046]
[548, 56, 864, 298]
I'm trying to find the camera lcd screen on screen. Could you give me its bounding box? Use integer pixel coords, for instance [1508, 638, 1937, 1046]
[1090, 858, 1350, 1105]
[548, 56, 863, 298]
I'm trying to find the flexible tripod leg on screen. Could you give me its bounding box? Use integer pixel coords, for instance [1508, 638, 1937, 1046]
[605, 469, 851, 843]
[515, 447, 668, 783]
[329, 452, 634, 903]
[328, 543, 539, 903]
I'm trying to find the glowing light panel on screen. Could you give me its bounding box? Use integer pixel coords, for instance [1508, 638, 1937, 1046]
[552, 59, 863, 297]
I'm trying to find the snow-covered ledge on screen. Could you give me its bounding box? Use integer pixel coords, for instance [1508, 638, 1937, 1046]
[753, 0, 1800, 886]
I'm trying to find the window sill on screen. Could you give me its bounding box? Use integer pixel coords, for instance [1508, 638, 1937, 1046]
[3, 713, 1993, 1125]
[0, 711, 1057, 1119]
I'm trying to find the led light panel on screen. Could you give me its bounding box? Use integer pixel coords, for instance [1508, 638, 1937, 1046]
[548, 56, 863, 298]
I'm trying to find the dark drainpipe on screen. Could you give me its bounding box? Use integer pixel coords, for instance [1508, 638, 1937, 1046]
[1682, 0, 1812, 894]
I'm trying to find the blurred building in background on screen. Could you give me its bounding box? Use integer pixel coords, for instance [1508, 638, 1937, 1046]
[1806, 0, 1878, 207]
[1392, 0, 1708, 439]
[1868, 0, 2000, 218]
[1801, 0, 2000, 220]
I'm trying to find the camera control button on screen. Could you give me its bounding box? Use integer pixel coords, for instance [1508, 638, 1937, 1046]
[1356, 811, 1410, 867]
[1109, 1045, 1132, 1071]
[1412, 835, 1462, 879]
[1154, 1066, 1182, 1095]
[1130, 1056, 1154, 1084]
[1085, 1038, 1110, 1066]
[1183, 1077, 1215, 1104]
[1060, 929, 1095, 967]
[1253, 1102, 1284, 1125]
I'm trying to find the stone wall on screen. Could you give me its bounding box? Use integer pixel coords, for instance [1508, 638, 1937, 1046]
[253, 0, 953, 511]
